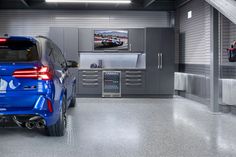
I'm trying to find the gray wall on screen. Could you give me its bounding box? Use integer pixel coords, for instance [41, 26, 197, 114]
[221, 15, 236, 66]
[178, 0, 211, 65]
[176, 0, 211, 103]
[220, 15, 236, 79]
[0, 10, 171, 37]
[176, 0, 236, 110]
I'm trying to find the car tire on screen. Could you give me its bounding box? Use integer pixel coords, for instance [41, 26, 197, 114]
[69, 86, 76, 108]
[46, 96, 67, 136]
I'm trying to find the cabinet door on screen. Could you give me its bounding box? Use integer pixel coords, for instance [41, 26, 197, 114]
[64, 28, 79, 60]
[157, 28, 175, 95]
[145, 28, 162, 94]
[78, 28, 93, 52]
[49, 27, 79, 59]
[145, 28, 174, 95]
[49, 27, 64, 53]
[129, 29, 144, 52]
[64, 28, 79, 95]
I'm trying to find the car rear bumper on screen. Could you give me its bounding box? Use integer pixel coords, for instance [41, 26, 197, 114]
[0, 95, 60, 126]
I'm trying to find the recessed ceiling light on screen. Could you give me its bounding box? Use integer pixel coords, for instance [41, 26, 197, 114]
[45, 0, 131, 3]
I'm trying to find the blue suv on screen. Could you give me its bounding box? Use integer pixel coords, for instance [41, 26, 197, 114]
[0, 36, 77, 136]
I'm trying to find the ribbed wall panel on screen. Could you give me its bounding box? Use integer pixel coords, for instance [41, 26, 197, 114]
[221, 16, 236, 66]
[220, 15, 236, 79]
[178, 0, 211, 65]
[176, 0, 190, 7]
[176, 0, 211, 103]
[0, 10, 171, 37]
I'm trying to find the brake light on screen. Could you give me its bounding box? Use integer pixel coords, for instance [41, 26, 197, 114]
[13, 66, 52, 80]
[0, 38, 7, 42]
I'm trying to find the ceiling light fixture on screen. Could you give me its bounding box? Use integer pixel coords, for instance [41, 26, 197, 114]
[45, 0, 131, 3]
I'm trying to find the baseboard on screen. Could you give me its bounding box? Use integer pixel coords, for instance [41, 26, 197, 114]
[122, 94, 173, 98]
[177, 91, 210, 106]
[77, 94, 173, 98]
[77, 94, 101, 98]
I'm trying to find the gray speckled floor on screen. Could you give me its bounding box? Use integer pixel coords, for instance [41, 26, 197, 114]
[0, 97, 236, 157]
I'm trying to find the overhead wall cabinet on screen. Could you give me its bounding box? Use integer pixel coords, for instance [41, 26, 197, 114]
[128, 28, 145, 52]
[49, 27, 79, 60]
[78, 28, 93, 52]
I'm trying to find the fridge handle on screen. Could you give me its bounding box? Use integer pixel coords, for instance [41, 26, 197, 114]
[160, 53, 163, 69]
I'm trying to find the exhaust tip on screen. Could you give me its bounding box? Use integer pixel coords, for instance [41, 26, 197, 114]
[36, 119, 46, 129]
[25, 121, 36, 130]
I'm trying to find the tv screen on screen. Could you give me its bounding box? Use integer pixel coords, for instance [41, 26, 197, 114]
[94, 30, 128, 50]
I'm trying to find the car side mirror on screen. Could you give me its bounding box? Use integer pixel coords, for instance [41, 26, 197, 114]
[67, 60, 78, 68]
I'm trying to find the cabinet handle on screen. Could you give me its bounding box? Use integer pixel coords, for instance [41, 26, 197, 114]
[126, 75, 142, 78]
[126, 79, 142, 82]
[82, 83, 98, 86]
[126, 71, 142, 74]
[129, 43, 132, 51]
[158, 53, 160, 69]
[82, 74, 98, 77]
[160, 53, 163, 69]
[126, 83, 142, 86]
[83, 79, 98, 82]
[82, 71, 98, 74]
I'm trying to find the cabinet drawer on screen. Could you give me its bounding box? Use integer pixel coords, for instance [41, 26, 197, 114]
[78, 70, 102, 95]
[121, 70, 146, 94]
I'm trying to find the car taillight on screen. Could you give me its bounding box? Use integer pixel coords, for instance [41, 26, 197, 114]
[0, 38, 7, 42]
[13, 66, 52, 80]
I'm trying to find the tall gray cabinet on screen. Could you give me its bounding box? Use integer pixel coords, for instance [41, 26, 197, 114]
[49, 27, 78, 60]
[145, 28, 175, 97]
[49, 27, 79, 94]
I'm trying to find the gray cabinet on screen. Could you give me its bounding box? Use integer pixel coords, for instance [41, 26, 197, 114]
[121, 70, 146, 95]
[49, 27, 64, 54]
[49, 27, 79, 95]
[128, 28, 144, 52]
[78, 28, 93, 52]
[78, 70, 102, 96]
[64, 28, 79, 60]
[145, 28, 175, 96]
[49, 27, 79, 60]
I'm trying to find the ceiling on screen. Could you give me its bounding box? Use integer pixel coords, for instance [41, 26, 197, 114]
[0, 0, 176, 11]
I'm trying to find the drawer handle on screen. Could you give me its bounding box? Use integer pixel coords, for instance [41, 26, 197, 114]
[126, 83, 142, 86]
[82, 83, 98, 86]
[126, 79, 142, 82]
[126, 75, 142, 78]
[126, 71, 142, 74]
[82, 71, 98, 73]
[83, 79, 98, 81]
[82, 75, 98, 77]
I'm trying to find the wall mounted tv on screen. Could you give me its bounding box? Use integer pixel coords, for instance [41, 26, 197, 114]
[94, 30, 129, 50]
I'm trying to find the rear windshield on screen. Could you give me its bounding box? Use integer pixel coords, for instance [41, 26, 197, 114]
[0, 40, 39, 62]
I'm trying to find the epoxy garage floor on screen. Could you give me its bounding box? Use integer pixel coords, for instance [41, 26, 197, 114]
[1, 97, 236, 157]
